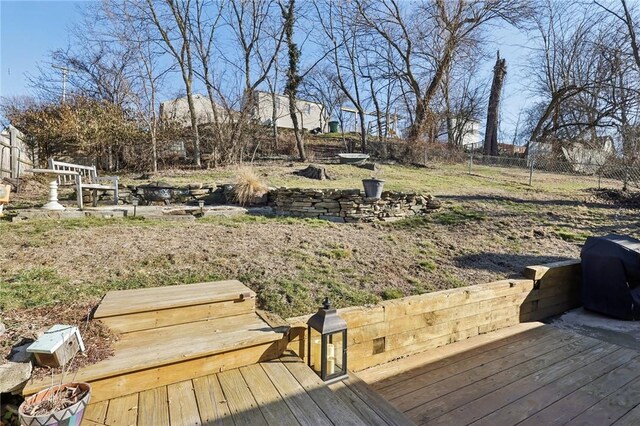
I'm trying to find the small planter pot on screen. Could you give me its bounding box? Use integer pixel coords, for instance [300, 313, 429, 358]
[19, 382, 91, 426]
[362, 178, 385, 199]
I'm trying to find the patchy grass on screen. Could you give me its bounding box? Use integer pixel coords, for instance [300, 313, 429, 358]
[555, 228, 592, 243]
[0, 266, 224, 311]
[4, 161, 640, 327]
[418, 259, 438, 271]
[432, 205, 486, 225]
[381, 287, 404, 300]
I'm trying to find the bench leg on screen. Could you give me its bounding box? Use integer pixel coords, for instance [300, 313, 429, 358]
[113, 186, 119, 205]
[92, 189, 98, 207]
[76, 180, 84, 210]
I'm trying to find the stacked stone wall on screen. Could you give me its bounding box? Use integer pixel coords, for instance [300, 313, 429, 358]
[267, 188, 440, 222]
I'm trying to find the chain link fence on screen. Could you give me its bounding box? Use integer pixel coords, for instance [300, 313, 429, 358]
[467, 153, 640, 191]
[259, 136, 639, 192]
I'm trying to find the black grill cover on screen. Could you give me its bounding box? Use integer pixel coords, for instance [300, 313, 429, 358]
[580, 234, 640, 320]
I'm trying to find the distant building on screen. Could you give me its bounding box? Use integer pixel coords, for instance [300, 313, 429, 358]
[160, 92, 327, 132]
[253, 91, 326, 131]
[529, 136, 615, 173]
[159, 94, 229, 127]
[436, 118, 482, 149]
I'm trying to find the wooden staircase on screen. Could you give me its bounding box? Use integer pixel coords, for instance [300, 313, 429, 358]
[23, 280, 289, 403]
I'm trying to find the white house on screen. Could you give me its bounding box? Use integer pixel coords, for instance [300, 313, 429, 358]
[437, 118, 482, 149]
[253, 91, 326, 131]
[159, 94, 229, 126]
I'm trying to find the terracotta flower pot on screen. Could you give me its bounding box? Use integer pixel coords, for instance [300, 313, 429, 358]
[19, 382, 91, 426]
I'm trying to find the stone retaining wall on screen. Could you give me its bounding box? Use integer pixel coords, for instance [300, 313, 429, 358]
[267, 188, 441, 223]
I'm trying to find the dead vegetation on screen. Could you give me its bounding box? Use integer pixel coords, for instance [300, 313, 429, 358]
[233, 167, 268, 206]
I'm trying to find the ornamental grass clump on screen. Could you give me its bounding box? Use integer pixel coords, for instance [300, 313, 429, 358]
[234, 167, 268, 206]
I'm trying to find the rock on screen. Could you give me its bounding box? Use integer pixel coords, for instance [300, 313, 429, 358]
[0, 361, 32, 393]
[0, 321, 5, 336]
[9, 343, 32, 363]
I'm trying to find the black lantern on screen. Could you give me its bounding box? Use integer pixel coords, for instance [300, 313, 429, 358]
[307, 298, 348, 383]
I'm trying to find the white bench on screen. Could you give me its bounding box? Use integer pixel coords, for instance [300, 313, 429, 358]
[48, 159, 119, 209]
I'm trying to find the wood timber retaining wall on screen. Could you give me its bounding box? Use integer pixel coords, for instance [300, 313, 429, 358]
[287, 259, 582, 372]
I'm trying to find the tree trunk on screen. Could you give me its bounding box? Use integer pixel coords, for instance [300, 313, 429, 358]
[282, 0, 305, 161]
[484, 52, 507, 156]
[290, 98, 306, 160]
[358, 109, 367, 153]
[151, 131, 158, 173]
[271, 91, 279, 152]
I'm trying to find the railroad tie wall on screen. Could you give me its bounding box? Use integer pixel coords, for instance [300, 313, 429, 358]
[287, 259, 582, 372]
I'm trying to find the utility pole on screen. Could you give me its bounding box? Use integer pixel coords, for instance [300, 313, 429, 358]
[52, 65, 70, 103]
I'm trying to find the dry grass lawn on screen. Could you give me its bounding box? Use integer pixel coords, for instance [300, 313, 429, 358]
[2, 161, 639, 361]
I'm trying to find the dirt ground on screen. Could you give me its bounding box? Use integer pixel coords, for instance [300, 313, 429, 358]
[2, 162, 639, 369]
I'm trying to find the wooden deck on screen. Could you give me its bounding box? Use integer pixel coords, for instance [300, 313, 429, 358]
[359, 322, 640, 425]
[83, 355, 412, 426]
[24, 281, 288, 403]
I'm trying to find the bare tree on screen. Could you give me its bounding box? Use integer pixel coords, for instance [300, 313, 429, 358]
[356, 0, 528, 145]
[526, 1, 616, 153]
[146, 0, 202, 166]
[314, 0, 370, 153]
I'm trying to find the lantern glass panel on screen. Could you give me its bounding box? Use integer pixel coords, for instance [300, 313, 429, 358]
[309, 327, 322, 375]
[325, 331, 346, 378]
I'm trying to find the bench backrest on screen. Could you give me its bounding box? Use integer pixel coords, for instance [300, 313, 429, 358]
[48, 159, 97, 185]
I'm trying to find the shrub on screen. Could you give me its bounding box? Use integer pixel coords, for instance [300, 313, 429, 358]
[234, 167, 268, 206]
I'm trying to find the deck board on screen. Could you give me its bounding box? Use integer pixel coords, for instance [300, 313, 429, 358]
[261, 361, 331, 426]
[380, 326, 562, 401]
[361, 323, 640, 425]
[240, 364, 300, 426]
[519, 356, 640, 425]
[474, 347, 640, 425]
[192, 375, 234, 426]
[281, 356, 368, 426]
[167, 381, 201, 426]
[414, 336, 601, 424]
[218, 369, 268, 425]
[566, 376, 640, 425]
[138, 386, 170, 426]
[84, 400, 109, 425]
[104, 393, 138, 426]
[366, 322, 547, 391]
[328, 380, 390, 426]
[433, 342, 618, 425]
[393, 330, 579, 413]
[613, 403, 640, 425]
[86, 357, 401, 425]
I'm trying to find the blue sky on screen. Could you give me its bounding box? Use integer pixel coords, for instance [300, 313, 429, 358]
[0, 1, 84, 99]
[0, 0, 535, 143]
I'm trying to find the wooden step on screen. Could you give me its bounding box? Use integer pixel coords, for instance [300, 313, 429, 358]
[94, 280, 256, 334]
[24, 312, 288, 403]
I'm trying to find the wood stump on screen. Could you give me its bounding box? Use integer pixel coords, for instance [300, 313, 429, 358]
[294, 164, 336, 180]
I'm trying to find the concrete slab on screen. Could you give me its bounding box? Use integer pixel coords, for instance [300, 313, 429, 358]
[10, 204, 249, 221]
[12, 209, 125, 221]
[550, 307, 640, 350]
